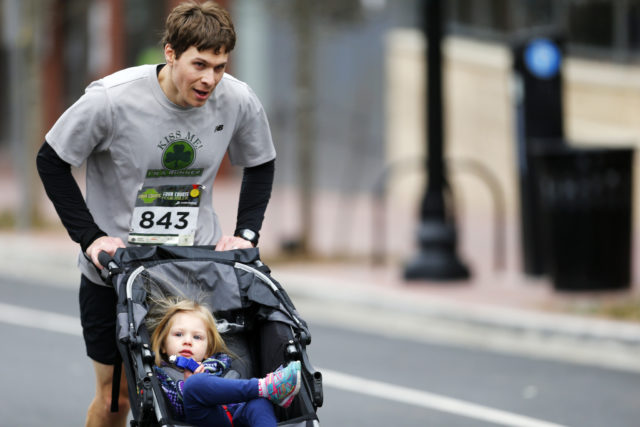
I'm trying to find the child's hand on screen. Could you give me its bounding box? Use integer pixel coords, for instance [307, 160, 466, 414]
[183, 363, 205, 380]
[169, 355, 205, 379]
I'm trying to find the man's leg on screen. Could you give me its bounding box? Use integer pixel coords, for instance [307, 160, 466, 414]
[79, 275, 130, 426]
[86, 360, 130, 427]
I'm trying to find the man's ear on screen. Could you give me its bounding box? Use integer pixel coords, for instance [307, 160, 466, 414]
[164, 44, 175, 65]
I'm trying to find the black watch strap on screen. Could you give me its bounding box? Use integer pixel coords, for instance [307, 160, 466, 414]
[235, 228, 259, 246]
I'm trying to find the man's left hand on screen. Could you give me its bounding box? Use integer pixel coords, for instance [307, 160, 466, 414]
[215, 235, 254, 251]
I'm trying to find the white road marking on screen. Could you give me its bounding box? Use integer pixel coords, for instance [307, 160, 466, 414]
[0, 303, 567, 426]
[0, 302, 81, 336]
[321, 368, 568, 427]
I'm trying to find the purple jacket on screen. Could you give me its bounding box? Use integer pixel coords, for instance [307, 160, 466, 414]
[154, 352, 233, 419]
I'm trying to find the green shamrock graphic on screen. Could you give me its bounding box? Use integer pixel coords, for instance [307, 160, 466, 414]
[163, 141, 195, 170]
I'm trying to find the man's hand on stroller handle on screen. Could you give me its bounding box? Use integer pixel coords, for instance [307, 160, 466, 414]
[215, 235, 253, 251]
[86, 236, 126, 269]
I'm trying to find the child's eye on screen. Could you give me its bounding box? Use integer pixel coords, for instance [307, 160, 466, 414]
[194, 335, 203, 340]
[174, 332, 182, 337]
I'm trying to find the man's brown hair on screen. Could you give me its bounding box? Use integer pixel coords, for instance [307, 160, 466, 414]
[161, 1, 236, 58]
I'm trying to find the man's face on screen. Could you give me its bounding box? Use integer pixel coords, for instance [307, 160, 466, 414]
[162, 45, 228, 108]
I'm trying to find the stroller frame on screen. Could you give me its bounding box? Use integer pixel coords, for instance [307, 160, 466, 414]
[101, 246, 323, 427]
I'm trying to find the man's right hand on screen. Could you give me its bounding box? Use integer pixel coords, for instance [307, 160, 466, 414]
[85, 236, 126, 269]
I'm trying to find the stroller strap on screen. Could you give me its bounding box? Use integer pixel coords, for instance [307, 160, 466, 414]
[222, 405, 234, 426]
[111, 351, 123, 413]
[162, 365, 185, 383]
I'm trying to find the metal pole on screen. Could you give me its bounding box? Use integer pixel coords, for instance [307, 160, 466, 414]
[404, 0, 469, 281]
[425, 0, 444, 217]
[3, 0, 31, 230]
[294, 1, 314, 255]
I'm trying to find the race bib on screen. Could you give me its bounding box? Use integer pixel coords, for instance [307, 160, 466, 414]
[128, 185, 202, 246]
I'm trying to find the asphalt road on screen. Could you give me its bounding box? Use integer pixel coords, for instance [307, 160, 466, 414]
[1, 276, 639, 427]
[308, 322, 640, 427]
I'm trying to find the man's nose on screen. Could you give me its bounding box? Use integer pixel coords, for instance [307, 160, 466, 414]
[201, 69, 215, 86]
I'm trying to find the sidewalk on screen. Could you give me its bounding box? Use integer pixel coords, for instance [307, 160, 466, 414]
[3, 222, 639, 338]
[3, 174, 640, 369]
[2, 226, 640, 374]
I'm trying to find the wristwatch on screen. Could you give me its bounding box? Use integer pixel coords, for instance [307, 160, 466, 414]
[235, 228, 258, 246]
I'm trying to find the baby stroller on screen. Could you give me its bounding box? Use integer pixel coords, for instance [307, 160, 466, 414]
[99, 245, 323, 426]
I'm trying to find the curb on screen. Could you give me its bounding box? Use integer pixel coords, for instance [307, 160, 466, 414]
[275, 271, 640, 347]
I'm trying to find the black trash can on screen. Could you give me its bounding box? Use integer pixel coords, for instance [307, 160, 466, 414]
[532, 145, 634, 291]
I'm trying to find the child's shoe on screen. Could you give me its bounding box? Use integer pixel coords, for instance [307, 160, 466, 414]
[259, 361, 302, 408]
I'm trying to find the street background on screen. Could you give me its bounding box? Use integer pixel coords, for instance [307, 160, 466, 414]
[2, 0, 640, 426]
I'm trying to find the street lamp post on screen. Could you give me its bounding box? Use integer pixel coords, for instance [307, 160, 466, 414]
[404, 0, 470, 281]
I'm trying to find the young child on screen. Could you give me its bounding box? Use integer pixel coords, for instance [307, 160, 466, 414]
[149, 298, 301, 427]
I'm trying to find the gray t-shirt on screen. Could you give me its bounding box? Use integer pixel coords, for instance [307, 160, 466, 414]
[46, 64, 275, 284]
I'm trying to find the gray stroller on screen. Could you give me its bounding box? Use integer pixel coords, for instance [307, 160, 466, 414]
[100, 245, 323, 426]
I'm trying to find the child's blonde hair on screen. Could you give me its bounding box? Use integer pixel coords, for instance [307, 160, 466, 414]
[149, 297, 230, 366]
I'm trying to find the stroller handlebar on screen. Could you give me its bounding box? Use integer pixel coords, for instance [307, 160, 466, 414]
[98, 251, 120, 282]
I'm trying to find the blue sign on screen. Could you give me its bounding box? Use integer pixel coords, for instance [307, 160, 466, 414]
[524, 38, 561, 79]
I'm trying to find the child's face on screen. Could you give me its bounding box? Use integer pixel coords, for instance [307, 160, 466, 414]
[162, 312, 209, 363]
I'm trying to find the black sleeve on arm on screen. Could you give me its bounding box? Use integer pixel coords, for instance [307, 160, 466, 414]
[36, 141, 107, 252]
[234, 159, 275, 240]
